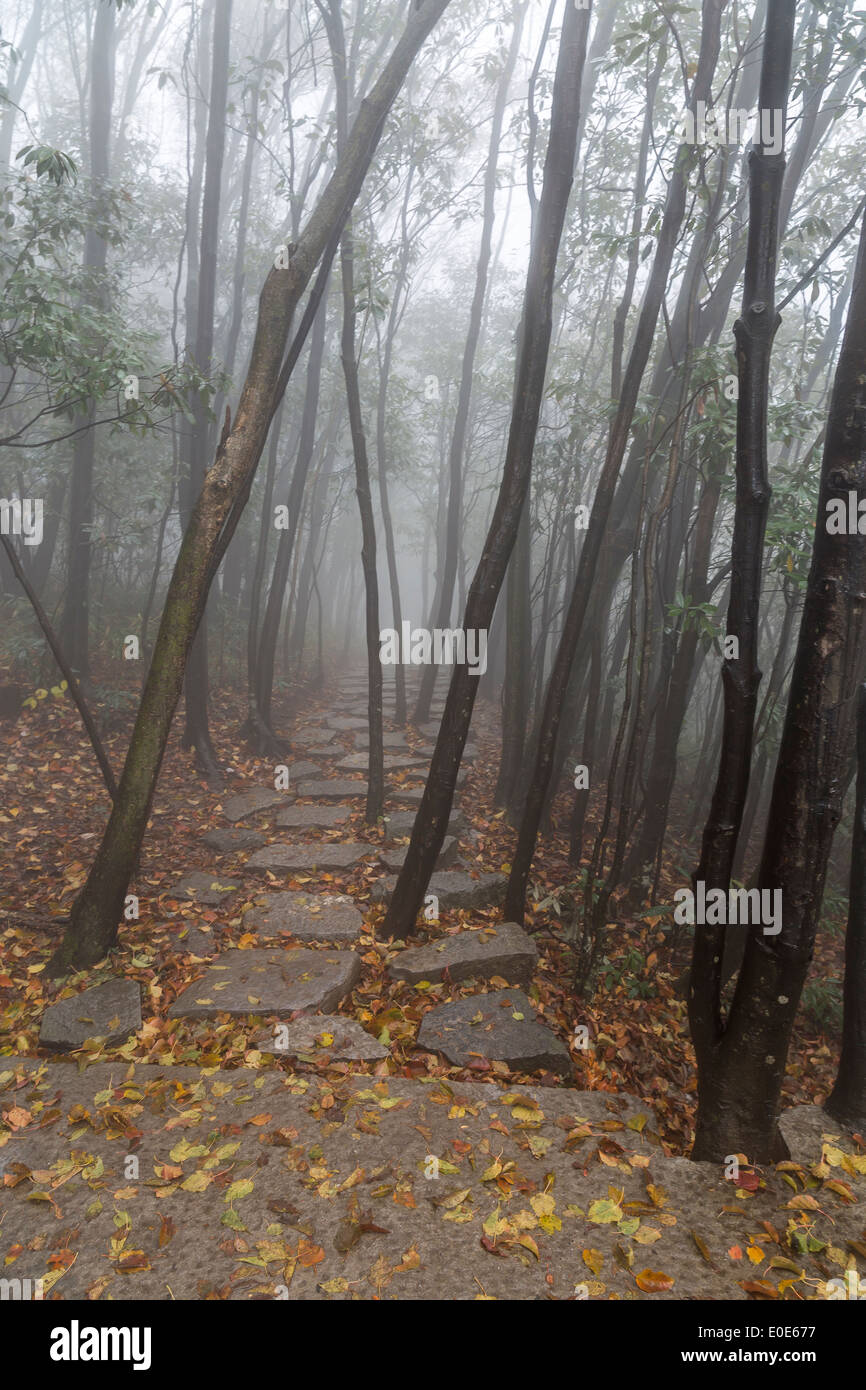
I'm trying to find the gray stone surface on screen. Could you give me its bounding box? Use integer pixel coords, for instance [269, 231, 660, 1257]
[327, 716, 368, 731]
[390, 774, 467, 807]
[6, 1060, 866, 1302]
[222, 788, 287, 823]
[382, 808, 466, 840]
[244, 842, 373, 875]
[777, 1104, 862, 1164]
[291, 727, 335, 747]
[243, 891, 364, 942]
[335, 753, 428, 773]
[417, 989, 570, 1075]
[202, 827, 265, 854]
[169, 870, 240, 906]
[372, 870, 505, 911]
[304, 745, 345, 757]
[352, 732, 409, 749]
[168, 948, 361, 1020]
[258, 1015, 387, 1061]
[275, 804, 351, 830]
[39, 978, 142, 1051]
[295, 779, 367, 801]
[388, 922, 537, 987]
[378, 836, 458, 872]
[175, 927, 218, 957]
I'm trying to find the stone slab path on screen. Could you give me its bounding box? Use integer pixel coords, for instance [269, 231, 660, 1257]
[168, 948, 361, 1020]
[2, 1061, 862, 1302]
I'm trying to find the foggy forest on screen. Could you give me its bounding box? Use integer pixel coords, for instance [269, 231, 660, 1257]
[2, 0, 866, 1320]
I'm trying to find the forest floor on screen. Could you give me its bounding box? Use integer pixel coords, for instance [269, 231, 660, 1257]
[0, 666, 863, 1301]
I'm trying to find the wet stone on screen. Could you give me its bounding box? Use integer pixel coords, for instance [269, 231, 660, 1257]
[388, 922, 537, 987]
[378, 835, 458, 872]
[202, 827, 265, 854]
[222, 788, 287, 823]
[244, 841, 373, 874]
[242, 891, 363, 942]
[294, 779, 368, 801]
[371, 869, 505, 911]
[416, 989, 570, 1075]
[335, 753, 428, 773]
[39, 978, 142, 1051]
[275, 804, 351, 830]
[352, 731, 409, 749]
[169, 870, 240, 906]
[383, 808, 466, 840]
[258, 1015, 387, 1061]
[168, 948, 361, 1020]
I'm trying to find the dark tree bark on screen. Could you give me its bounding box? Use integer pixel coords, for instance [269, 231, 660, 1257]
[50, 0, 454, 973]
[827, 684, 866, 1130]
[180, 0, 232, 781]
[382, 0, 590, 940]
[689, 0, 796, 1158]
[60, 0, 116, 682]
[690, 197, 866, 1163]
[413, 1, 527, 728]
[505, 0, 729, 924]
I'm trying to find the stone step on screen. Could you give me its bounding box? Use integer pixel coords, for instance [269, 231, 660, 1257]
[382, 808, 466, 840]
[294, 779, 368, 801]
[244, 841, 374, 874]
[242, 891, 363, 942]
[388, 922, 536, 986]
[39, 978, 142, 1052]
[202, 827, 265, 855]
[371, 869, 505, 912]
[417, 989, 570, 1075]
[377, 836, 458, 872]
[258, 1015, 387, 1061]
[335, 753, 428, 773]
[169, 871, 240, 906]
[326, 716, 369, 731]
[275, 804, 351, 830]
[222, 788, 288, 823]
[168, 948, 360, 1020]
[291, 727, 335, 747]
[351, 732, 409, 749]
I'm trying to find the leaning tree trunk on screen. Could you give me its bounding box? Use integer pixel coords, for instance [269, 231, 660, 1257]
[382, 0, 591, 941]
[505, 0, 729, 925]
[690, 197, 866, 1163]
[50, 0, 454, 973]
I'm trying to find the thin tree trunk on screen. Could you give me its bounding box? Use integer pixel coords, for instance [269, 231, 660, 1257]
[382, 0, 590, 940]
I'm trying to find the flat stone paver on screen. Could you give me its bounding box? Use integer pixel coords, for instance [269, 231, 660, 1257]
[39, 978, 141, 1051]
[372, 870, 505, 911]
[275, 805, 352, 830]
[295, 779, 368, 801]
[259, 1015, 387, 1061]
[243, 892, 364, 942]
[168, 948, 361, 1020]
[417, 989, 570, 1075]
[326, 716, 368, 731]
[388, 922, 537, 987]
[352, 732, 409, 749]
[244, 842, 373, 875]
[389, 775, 466, 808]
[203, 828, 265, 854]
[169, 871, 240, 906]
[378, 836, 458, 871]
[383, 809, 466, 840]
[222, 789, 287, 823]
[335, 753, 428, 773]
[291, 727, 334, 747]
